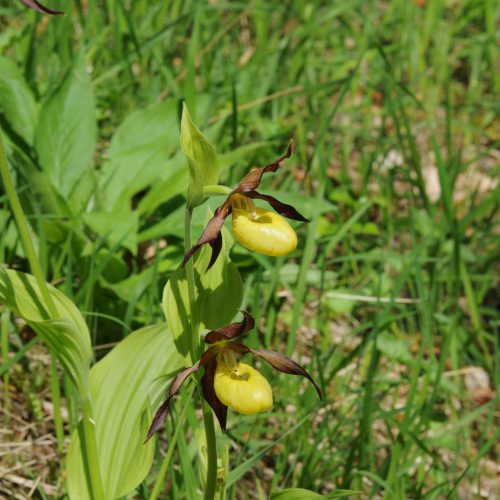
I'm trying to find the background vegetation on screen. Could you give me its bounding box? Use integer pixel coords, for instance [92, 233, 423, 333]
[0, 0, 498, 498]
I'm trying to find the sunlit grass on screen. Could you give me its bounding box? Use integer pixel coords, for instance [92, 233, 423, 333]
[0, 0, 498, 498]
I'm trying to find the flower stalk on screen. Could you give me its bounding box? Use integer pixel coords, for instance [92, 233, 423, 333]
[183, 204, 218, 500]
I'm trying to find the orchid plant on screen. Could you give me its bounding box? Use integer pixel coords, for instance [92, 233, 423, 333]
[0, 43, 325, 495]
[145, 105, 323, 498]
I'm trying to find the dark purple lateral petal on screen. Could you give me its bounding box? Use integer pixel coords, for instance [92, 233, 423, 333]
[246, 191, 309, 222]
[226, 341, 251, 355]
[167, 360, 202, 399]
[251, 349, 322, 401]
[204, 311, 255, 344]
[202, 358, 228, 431]
[235, 142, 293, 193]
[207, 233, 223, 270]
[144, 361, 202, 442]
[145, 398, 171, 443]
[144, 348, 217, 442]
[20, 0, 65, 14]
[182, 200, 232, 268]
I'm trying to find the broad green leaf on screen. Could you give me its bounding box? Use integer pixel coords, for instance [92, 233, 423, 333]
[163, 220, 242, 359]
[99, 99, 180, 212]
[35, 51, 96, 207]
[270, 488, 361, 499]
[82, 210, 139, 255]
[66, 323, 185, 499]
[0, 268, 91, 394]
[181, 103, 219, 208]
[0, 56, 38, 144]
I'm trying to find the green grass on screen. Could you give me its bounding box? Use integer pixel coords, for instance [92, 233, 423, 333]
[1, 0, 499, 498]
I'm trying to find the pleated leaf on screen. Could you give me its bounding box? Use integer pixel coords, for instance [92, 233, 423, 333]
[0, 268, 91, 394]
[0, 55, 39, 144]
[66, 323, 185, 499]
[35, 51, 96, 205]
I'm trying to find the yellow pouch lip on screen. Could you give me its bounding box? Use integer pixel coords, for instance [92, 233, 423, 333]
[231, 208, 297, 257]
[214, 361, 273, 415]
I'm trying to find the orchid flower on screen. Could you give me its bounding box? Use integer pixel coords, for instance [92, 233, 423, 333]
[145, 311, 322, 441]
[183, 144, 308, 270]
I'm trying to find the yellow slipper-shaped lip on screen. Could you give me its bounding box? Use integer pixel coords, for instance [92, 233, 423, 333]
[232, 207, 297, 257]
[214, 361, 273, 415]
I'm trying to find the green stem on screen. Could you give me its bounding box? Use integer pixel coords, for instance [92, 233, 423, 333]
[201, 398, 218, 500]
[0, 130, 105, 500]
[183, 205, 218, 500]
[203, 184, 232, 197]
[0, 130, 58, 319]
[1, 310, 10, 426]
[184, 207, 199, 360]
[80, 396, 105, 500]
[50, 357, 64, 455]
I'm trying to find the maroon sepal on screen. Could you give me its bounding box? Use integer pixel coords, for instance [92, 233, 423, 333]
[201, 358, 228, 430]
[205, 311, 255, 344]
[251, 349, 322, 401]
[20, 0, 65, 15]
[235, 142, 293, 193]
[144, 398, 171, 443]
[182, 199, 232, 269]
[246, 191, 308, 222]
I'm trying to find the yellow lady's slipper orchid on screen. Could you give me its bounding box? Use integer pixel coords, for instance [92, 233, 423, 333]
[146, 312, 322, 441]
[183, 144, 308, 269]
[231, 194, 297, 257]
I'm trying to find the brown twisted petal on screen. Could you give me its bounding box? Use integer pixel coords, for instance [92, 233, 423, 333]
[20, 0, 65, 14]
[182, 199, 232, 269]
[145, 348, 217, 442]
[204, 311, 255, 344]
[250, 349, 322, 401]
[225, 341, 251, 355]
[235, 142, 293, 193]
[201, 357, 228, 430]
[246, 191, 309, 222]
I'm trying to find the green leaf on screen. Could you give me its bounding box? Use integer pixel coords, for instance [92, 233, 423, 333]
[270, 489, 361, 499]
[82, 210, 139, 255]
[181, 103, 219, 208]
[0, 56, 38, 144]
[35, 51, 96, 207]
[163, 220, 242, 359]
[0, 268, 92, 394]
[66, 323, 185, 499]
[100, 99, 180, 212]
